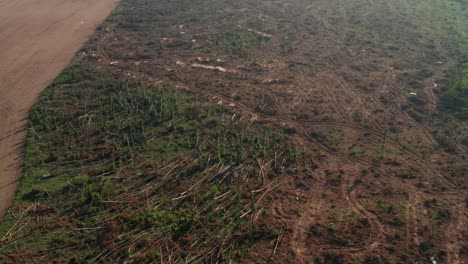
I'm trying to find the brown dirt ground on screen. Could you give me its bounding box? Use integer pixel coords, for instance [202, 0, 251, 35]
[0, 0, 118, 219]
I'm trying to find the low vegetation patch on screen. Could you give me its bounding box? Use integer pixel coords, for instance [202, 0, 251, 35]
[0, 62, 298, 262]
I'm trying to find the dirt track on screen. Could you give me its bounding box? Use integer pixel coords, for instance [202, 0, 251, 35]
[0, 0, 118, 218]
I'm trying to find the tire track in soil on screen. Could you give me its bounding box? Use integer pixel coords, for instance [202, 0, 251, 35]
[320, 70, 439, 147]
[96, 30, 112, 64]
[320, 63, 441, 152]
[444, 204, 466, 264]
[305, 70, 462, 194]
[405, 193, 422, 254]
[405, 194, 413, 252]
[324, 167, 385, 254]
[289, 197, 324, 262]
[381, 61, 441, 147]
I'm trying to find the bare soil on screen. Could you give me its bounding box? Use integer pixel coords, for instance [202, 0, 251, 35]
[0, 0, 118, 218]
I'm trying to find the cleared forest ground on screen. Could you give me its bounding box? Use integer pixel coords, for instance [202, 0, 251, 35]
[0, 0, 466, 263]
